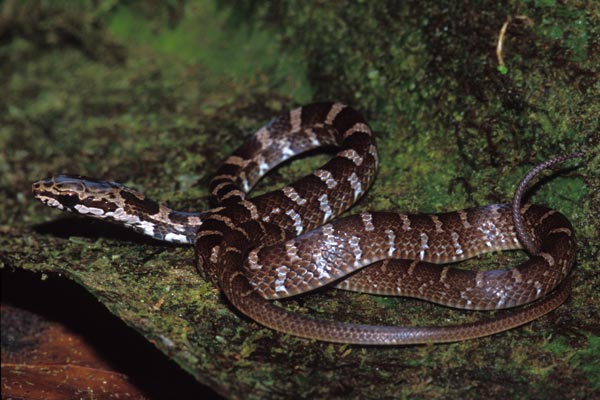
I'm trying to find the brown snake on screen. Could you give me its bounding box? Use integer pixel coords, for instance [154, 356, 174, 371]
[32, 102, 581, 345]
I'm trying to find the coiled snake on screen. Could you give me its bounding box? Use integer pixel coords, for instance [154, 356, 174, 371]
[32, 102, 580, 345]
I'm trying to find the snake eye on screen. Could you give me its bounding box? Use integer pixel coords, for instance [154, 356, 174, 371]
[57, 192, 79, 208]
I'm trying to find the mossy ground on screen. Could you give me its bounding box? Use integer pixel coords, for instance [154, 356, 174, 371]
[1, 1, 598, 399]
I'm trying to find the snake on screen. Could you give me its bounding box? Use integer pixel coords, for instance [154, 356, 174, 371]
[32, 102, 581, 345]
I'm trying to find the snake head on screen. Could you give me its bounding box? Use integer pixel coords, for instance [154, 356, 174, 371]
[32, 174, 199, 243]
[32, 174, 127, 216]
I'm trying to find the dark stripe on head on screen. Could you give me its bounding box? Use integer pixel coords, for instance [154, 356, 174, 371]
[120, 190, 160, 215]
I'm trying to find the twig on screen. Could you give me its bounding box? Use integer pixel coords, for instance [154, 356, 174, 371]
[496, 15, 534, 74]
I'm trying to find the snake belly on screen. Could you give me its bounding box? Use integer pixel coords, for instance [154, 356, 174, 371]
[32, 102, 578, 345]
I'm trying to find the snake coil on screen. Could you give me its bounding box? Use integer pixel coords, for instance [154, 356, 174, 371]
[33, 103, 580, 344]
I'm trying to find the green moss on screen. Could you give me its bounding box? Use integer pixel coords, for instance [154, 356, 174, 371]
[107, 1, 312, 102]
[571, 335, 600, 389]
[543, 334, 600, 390]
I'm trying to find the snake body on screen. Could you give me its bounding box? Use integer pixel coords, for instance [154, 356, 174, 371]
[32, 102, 579, 344]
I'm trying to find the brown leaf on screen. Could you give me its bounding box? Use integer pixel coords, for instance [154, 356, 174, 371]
[1, 304, 146, 400]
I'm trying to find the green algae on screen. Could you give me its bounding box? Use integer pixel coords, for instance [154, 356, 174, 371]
[1, 0, 598, 399]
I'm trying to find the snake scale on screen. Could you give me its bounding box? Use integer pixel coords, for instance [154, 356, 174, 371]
[32, 102, 580, 345]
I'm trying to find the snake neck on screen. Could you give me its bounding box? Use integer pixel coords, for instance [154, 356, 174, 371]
[131, 207, 206, 244]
